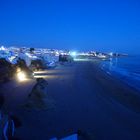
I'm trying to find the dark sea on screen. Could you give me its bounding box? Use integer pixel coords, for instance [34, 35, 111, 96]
[101, 55, 140, 91]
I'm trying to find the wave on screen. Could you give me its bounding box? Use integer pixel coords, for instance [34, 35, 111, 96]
[101, 57, 140, 92]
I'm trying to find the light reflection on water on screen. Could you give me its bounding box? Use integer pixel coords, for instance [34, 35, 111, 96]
[102, 55, 140, 91]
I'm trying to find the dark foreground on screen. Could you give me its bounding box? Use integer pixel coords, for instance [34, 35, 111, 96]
[1, 60, 140, 140]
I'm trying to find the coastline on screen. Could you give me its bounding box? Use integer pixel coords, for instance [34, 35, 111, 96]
[100, 56, 140, 92]
[0, 59, 140, 139]
[88, 59, 140, 113]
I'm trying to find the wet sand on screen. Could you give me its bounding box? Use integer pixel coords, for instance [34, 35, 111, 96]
[1, 59, 140, 140]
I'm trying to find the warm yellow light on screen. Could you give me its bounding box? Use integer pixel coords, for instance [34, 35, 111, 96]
[16, 67, 21, 73]
[17, 71, 26, 81]
[33, 70, 48, 74]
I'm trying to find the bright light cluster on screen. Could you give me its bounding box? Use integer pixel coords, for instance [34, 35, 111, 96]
[17, 71, 26, 81]
[70, 51, 77, 57]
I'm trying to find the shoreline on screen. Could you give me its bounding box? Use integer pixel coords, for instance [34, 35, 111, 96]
[0, 59, 140, 139]
[88, 59, 140, 113]
[100, 56, 140, 92]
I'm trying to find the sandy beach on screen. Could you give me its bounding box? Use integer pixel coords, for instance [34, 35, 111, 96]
[1, 59, 140, 140]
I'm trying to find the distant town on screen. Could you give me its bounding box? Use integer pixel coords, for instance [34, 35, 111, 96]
[0, 45, 128, 64]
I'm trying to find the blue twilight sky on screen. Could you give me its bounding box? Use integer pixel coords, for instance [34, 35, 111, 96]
[0, 0, 140, 53]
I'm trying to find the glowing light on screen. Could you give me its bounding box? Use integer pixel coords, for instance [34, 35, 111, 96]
[33, 75, 57, 79]
[109, 52, 113, 56]
[33, 70, 48, 74]
[70, 51, 77, 57]
[0, 46, 6, 51]
[17, 71, 26, 81]
[16, 67, 21, 73]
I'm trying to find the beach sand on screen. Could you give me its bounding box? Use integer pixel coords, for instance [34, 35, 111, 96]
[0, 59, 140, 140]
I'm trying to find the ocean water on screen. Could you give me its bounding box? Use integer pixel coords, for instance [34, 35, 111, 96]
[101, 55, 140, 91]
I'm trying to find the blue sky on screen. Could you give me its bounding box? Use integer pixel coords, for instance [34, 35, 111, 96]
[0, 0, 140, 53]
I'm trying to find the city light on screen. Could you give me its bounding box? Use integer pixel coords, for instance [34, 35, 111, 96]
[70, 51, 77, 57]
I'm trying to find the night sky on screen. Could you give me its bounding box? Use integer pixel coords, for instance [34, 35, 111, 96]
[0, 0, 140, 53]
